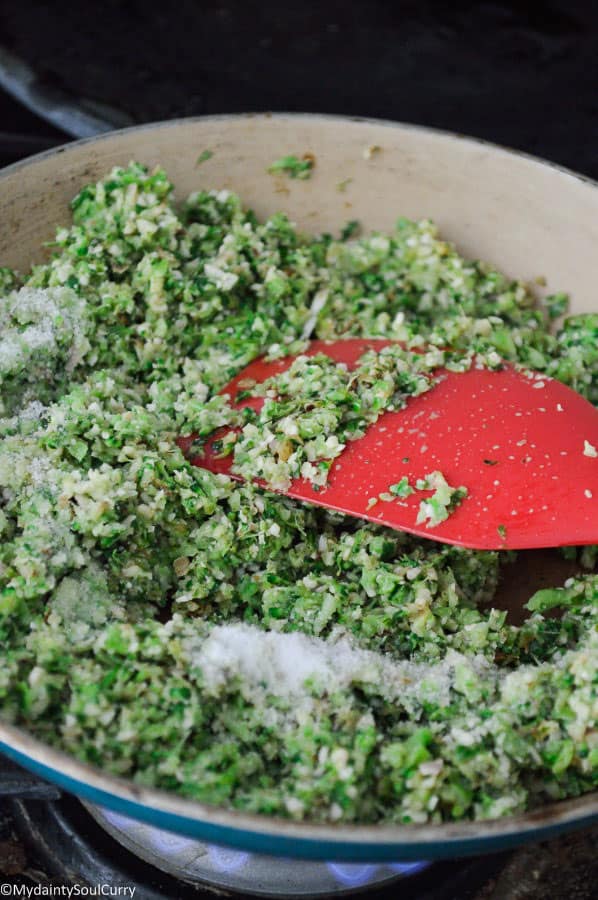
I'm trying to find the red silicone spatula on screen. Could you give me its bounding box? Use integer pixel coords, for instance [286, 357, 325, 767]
[178, 339, 598, 550]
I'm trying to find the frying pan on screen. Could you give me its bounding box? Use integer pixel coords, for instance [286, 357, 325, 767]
[0, 114, 596, 861]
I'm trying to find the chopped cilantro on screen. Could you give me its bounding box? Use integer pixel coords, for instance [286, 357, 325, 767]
[415, 471, 468, 528]
[340, 219, 360, 241]
[267, 154, 314, 179]
[196, 150, 213, 165]
[389, 476, 414, 498]
[544, 291, 569, 320]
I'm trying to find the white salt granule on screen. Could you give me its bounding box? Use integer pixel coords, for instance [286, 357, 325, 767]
[29, 456, 53, 488]
[19, 400, 46, 422]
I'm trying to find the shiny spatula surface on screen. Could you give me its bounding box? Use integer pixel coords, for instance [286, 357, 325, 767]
[178, 339, 598, 550]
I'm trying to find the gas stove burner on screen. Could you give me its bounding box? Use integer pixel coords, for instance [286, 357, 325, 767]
[6, 787, 542, 900]
[87, 803, 430, 896]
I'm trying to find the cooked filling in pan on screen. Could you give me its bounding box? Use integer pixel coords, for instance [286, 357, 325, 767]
[0, 163, 596, 824]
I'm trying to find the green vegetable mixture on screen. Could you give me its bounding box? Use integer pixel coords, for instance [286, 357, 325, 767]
[0, 162, 596, 825]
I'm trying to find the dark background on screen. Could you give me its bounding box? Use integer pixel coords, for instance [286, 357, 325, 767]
[0, 0, 597, 176]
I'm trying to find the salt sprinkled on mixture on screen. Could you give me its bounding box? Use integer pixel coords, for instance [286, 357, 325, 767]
[19, 400, 47, 422]
[0, 286, 89, 373]
[185, 622, 492, 710]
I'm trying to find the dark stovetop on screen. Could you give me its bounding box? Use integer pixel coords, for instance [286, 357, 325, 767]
[0, 89, 65, 165]
[1, 0, 598, 178]
[0, 757, 597, 899]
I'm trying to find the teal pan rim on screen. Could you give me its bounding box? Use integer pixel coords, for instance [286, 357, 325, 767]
[1, 733, 596, 863]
